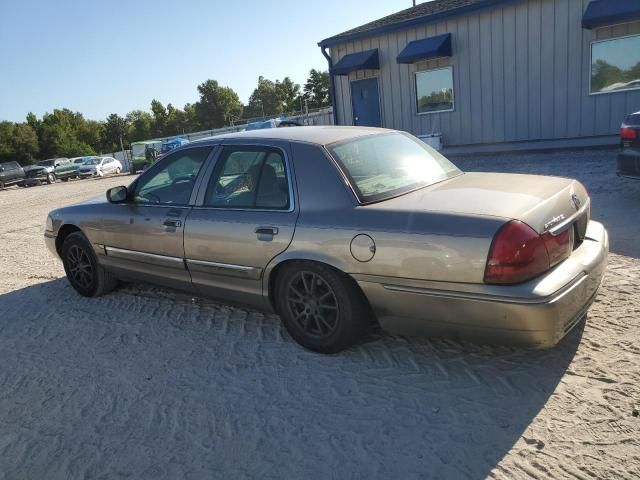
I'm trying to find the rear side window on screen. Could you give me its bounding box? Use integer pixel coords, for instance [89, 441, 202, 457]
[203, 146, 290, 210]
[625, 114, 640, 126]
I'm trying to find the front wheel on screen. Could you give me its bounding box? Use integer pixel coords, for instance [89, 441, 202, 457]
[47, 173, 56, 184]
[61, 232, 118, 297]
[115, 167, 121, 174]
[275, 262, 370, 353]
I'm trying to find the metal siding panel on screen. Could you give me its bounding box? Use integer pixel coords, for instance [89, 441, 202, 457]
[456, 17, 473, 145]
[552, 0, 569, 138]
[406, 26, 420, 136]
[503, 5, 517, 141]
[540, 0, 556, 139]
[379, 34, 395, 129]
[468, 15, 483, 144]
[491, 8, 506, 143]
[566, 0, 584, 138]
[479, 11, 494, 142]
[515, 1, 529, 140]
[528, 0, 542, 140]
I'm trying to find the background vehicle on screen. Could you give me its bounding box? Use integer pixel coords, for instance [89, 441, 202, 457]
[78, 156, 122, 178]
[160, 137, 189, 156]
[24, 158, 75, 185]
[618, 111, 640, 179]
[0, 161, 26, 188]
[45, 127, 608, 354]
[130, 140, 163, 173]
[244, 117, 301, 130]
[69, 156, 91, 177]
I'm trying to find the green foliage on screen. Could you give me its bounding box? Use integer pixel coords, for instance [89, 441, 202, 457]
[0, 69, 333, 163]
[195, 79, 244, 129]
[303, 69, 330, 109]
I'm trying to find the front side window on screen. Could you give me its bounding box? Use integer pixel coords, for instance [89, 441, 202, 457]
[591, 34, 640, 94]
[133, 147, 211, 205]
[204, 146, 290, 210]
[328, 132, 461, 203]
[415, 67, 454, 114]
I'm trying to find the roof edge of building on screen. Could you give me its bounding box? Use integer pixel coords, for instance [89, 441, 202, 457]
[318, 0, 519, 48]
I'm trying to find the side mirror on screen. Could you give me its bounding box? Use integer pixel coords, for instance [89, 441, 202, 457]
[107, 185, 128, 203]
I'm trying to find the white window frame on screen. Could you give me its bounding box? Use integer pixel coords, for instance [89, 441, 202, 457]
[414, 66, 455, 115]
[589, 33, 640, 96]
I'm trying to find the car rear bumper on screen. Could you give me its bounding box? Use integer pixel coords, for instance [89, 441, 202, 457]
[356, 221, 608, 348]
[617, 149, 640, 179]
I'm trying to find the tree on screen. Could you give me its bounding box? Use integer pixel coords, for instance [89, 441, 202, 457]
[11, 123, 39, 164]
[245, 76, 283, 118]
[0, 121, 15, 161]
[276, 77, 302, 113]
[194, 79, 243, 129]
[303, 69, 330, 109]
[126, 110, 154, 143]
[102, 113, 128, 153]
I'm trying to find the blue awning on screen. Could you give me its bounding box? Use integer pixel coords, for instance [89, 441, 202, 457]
[333, 49, 379, 76]
[397, 33, 452, 64]
[582, 0, 640, 29]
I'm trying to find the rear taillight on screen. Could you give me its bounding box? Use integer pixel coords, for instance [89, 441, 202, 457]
[621, 127, 637, 140]
[484, 221, 572, 285]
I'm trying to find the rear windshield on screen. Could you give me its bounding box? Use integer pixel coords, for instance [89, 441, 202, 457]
[327, 132, 462, 203]
[625, 114, 640, 126]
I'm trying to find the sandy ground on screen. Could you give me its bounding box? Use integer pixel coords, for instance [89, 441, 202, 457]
[0, 153, 638, 479]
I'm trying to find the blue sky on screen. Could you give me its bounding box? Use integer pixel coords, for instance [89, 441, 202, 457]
[0, 0, 415, 122]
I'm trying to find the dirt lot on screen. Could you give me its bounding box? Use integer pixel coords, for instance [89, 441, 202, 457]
[0, 152, 639, 479]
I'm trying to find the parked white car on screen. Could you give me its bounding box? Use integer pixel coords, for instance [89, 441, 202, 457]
[78, 156, 122, 178]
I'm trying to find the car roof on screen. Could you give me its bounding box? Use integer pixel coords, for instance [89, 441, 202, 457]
[194, 126, 391, 147]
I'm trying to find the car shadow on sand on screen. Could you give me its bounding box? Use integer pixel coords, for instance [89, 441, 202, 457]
[0, 279, 582, 479]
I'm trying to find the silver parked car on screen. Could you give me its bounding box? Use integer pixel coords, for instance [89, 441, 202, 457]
[45, 127, 608, 353]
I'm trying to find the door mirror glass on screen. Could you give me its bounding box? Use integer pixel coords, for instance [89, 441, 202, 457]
[107, 186, 128, 203]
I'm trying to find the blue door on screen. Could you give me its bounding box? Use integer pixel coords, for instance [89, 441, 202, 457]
[351, 78, 381, 127]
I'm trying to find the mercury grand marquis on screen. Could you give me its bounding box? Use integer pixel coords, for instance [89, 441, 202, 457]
[45, 127, 608, 353]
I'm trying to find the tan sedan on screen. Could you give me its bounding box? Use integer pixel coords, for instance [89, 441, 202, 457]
[44, 127, 608, 353]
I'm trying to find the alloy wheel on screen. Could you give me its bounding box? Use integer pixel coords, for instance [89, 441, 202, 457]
[67, 244, 94, 290]
[286, 271, 339, 338]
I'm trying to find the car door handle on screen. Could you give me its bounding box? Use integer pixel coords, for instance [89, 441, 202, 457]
[255, 226, 278, 236]
[163, 219, 182, 228]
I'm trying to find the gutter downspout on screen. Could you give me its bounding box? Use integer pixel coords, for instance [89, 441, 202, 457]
[321, 45, 339, 126]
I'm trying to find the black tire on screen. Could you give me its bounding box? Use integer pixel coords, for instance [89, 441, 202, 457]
[47, 173, 56, 184]
[275, 262, 369, 353]
[115, 167, 121, 174]
[0, 181, 4, 189]
[61, 232, 118, 297]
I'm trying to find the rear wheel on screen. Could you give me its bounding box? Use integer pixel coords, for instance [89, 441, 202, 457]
[115, 167, 121, 174]
[61, 232, 118, 297]
[0, 181, 4, 189]
[47, 173, 56, 184]
[275, 262, 369, 353]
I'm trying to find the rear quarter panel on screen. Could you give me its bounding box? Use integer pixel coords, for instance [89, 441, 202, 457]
[267, 142, 504, 287]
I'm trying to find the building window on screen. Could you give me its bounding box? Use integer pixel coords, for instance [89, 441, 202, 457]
[415, 67, 454, 114]
[591, 34, 640, 94]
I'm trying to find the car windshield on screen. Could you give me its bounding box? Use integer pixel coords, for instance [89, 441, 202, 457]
[38, 160, 55, 167]
[83, 157, 101, 165]
[328, 132, 462, 203]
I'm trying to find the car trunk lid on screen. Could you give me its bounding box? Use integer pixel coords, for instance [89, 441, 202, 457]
[370, 172, 589, 237]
